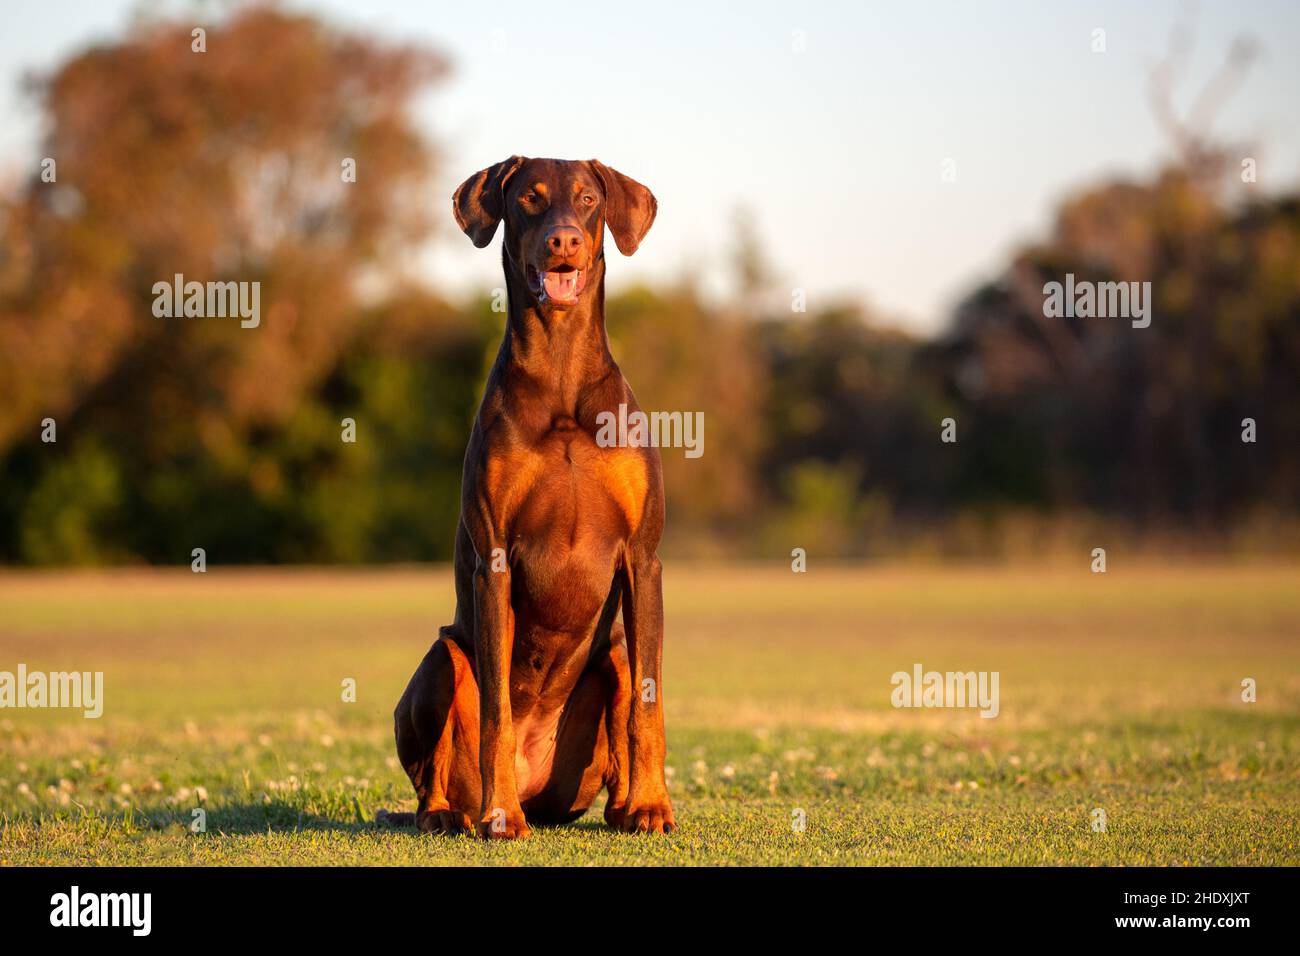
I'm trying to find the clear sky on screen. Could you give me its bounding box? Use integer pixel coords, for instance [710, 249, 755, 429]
[3, 0, 1298, 333]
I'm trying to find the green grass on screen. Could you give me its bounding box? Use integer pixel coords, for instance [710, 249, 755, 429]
[1, 562, 1297, 865]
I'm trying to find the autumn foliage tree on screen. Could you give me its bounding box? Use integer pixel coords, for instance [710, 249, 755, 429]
[0, 8, 448, 561]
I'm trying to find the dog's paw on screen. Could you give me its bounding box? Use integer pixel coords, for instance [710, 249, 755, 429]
[619, 798, 676, 835]
[416, 808, 472, 836]
[476, 806, 532, 840]
[603, 801, 628, 830]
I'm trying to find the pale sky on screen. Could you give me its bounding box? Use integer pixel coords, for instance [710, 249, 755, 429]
[3, 0, 1298, 333]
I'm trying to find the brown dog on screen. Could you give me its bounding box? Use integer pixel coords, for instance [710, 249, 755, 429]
[387, 157, 674, 839]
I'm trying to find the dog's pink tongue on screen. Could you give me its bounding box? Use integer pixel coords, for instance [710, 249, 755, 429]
[543, 271, 578, 302]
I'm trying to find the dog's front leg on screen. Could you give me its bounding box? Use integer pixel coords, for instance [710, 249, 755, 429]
[620, 552, 676, 833]
[473, 560, 530, 839]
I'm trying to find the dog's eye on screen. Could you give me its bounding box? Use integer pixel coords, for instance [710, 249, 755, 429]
[580, 194, 596, 207]
[521, 191, 538, 204]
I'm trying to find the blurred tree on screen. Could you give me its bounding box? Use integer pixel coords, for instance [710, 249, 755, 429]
[931, 174, 1300, 530]
[927, 22, 1299, 535]
[0, 8, 447, 562]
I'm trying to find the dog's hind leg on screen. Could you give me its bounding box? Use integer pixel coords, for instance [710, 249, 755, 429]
[392, 628, 480, 834]
[517, 626, 627, 826]
[516, 623, 633, 827]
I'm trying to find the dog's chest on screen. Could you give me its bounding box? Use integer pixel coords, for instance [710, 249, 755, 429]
[510, 426, 647, 541]
[502, 429, 647, 628]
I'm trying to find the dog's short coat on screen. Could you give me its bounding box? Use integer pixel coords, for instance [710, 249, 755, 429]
[388, 157, 674, 838]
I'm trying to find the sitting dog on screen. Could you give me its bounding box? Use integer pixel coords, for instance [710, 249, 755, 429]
[386, 157, 674, 838]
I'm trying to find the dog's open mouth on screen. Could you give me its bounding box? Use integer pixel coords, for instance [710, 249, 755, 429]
[527, 264, 587, 306]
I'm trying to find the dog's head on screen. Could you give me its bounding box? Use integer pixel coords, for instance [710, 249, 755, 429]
[453, 157, 656, 309]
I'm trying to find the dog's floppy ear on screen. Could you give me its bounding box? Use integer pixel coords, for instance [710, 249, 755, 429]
[452, 156, 525, 247]
[588, 160, 657, 256]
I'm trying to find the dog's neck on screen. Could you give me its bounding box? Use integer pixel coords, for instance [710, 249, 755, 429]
[498, 250, 615, 409]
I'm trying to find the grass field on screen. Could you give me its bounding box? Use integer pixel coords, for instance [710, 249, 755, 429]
[1, 562, 1297, 865]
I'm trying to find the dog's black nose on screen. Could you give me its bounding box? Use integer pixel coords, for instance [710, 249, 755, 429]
[545, 225, 583, 258]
